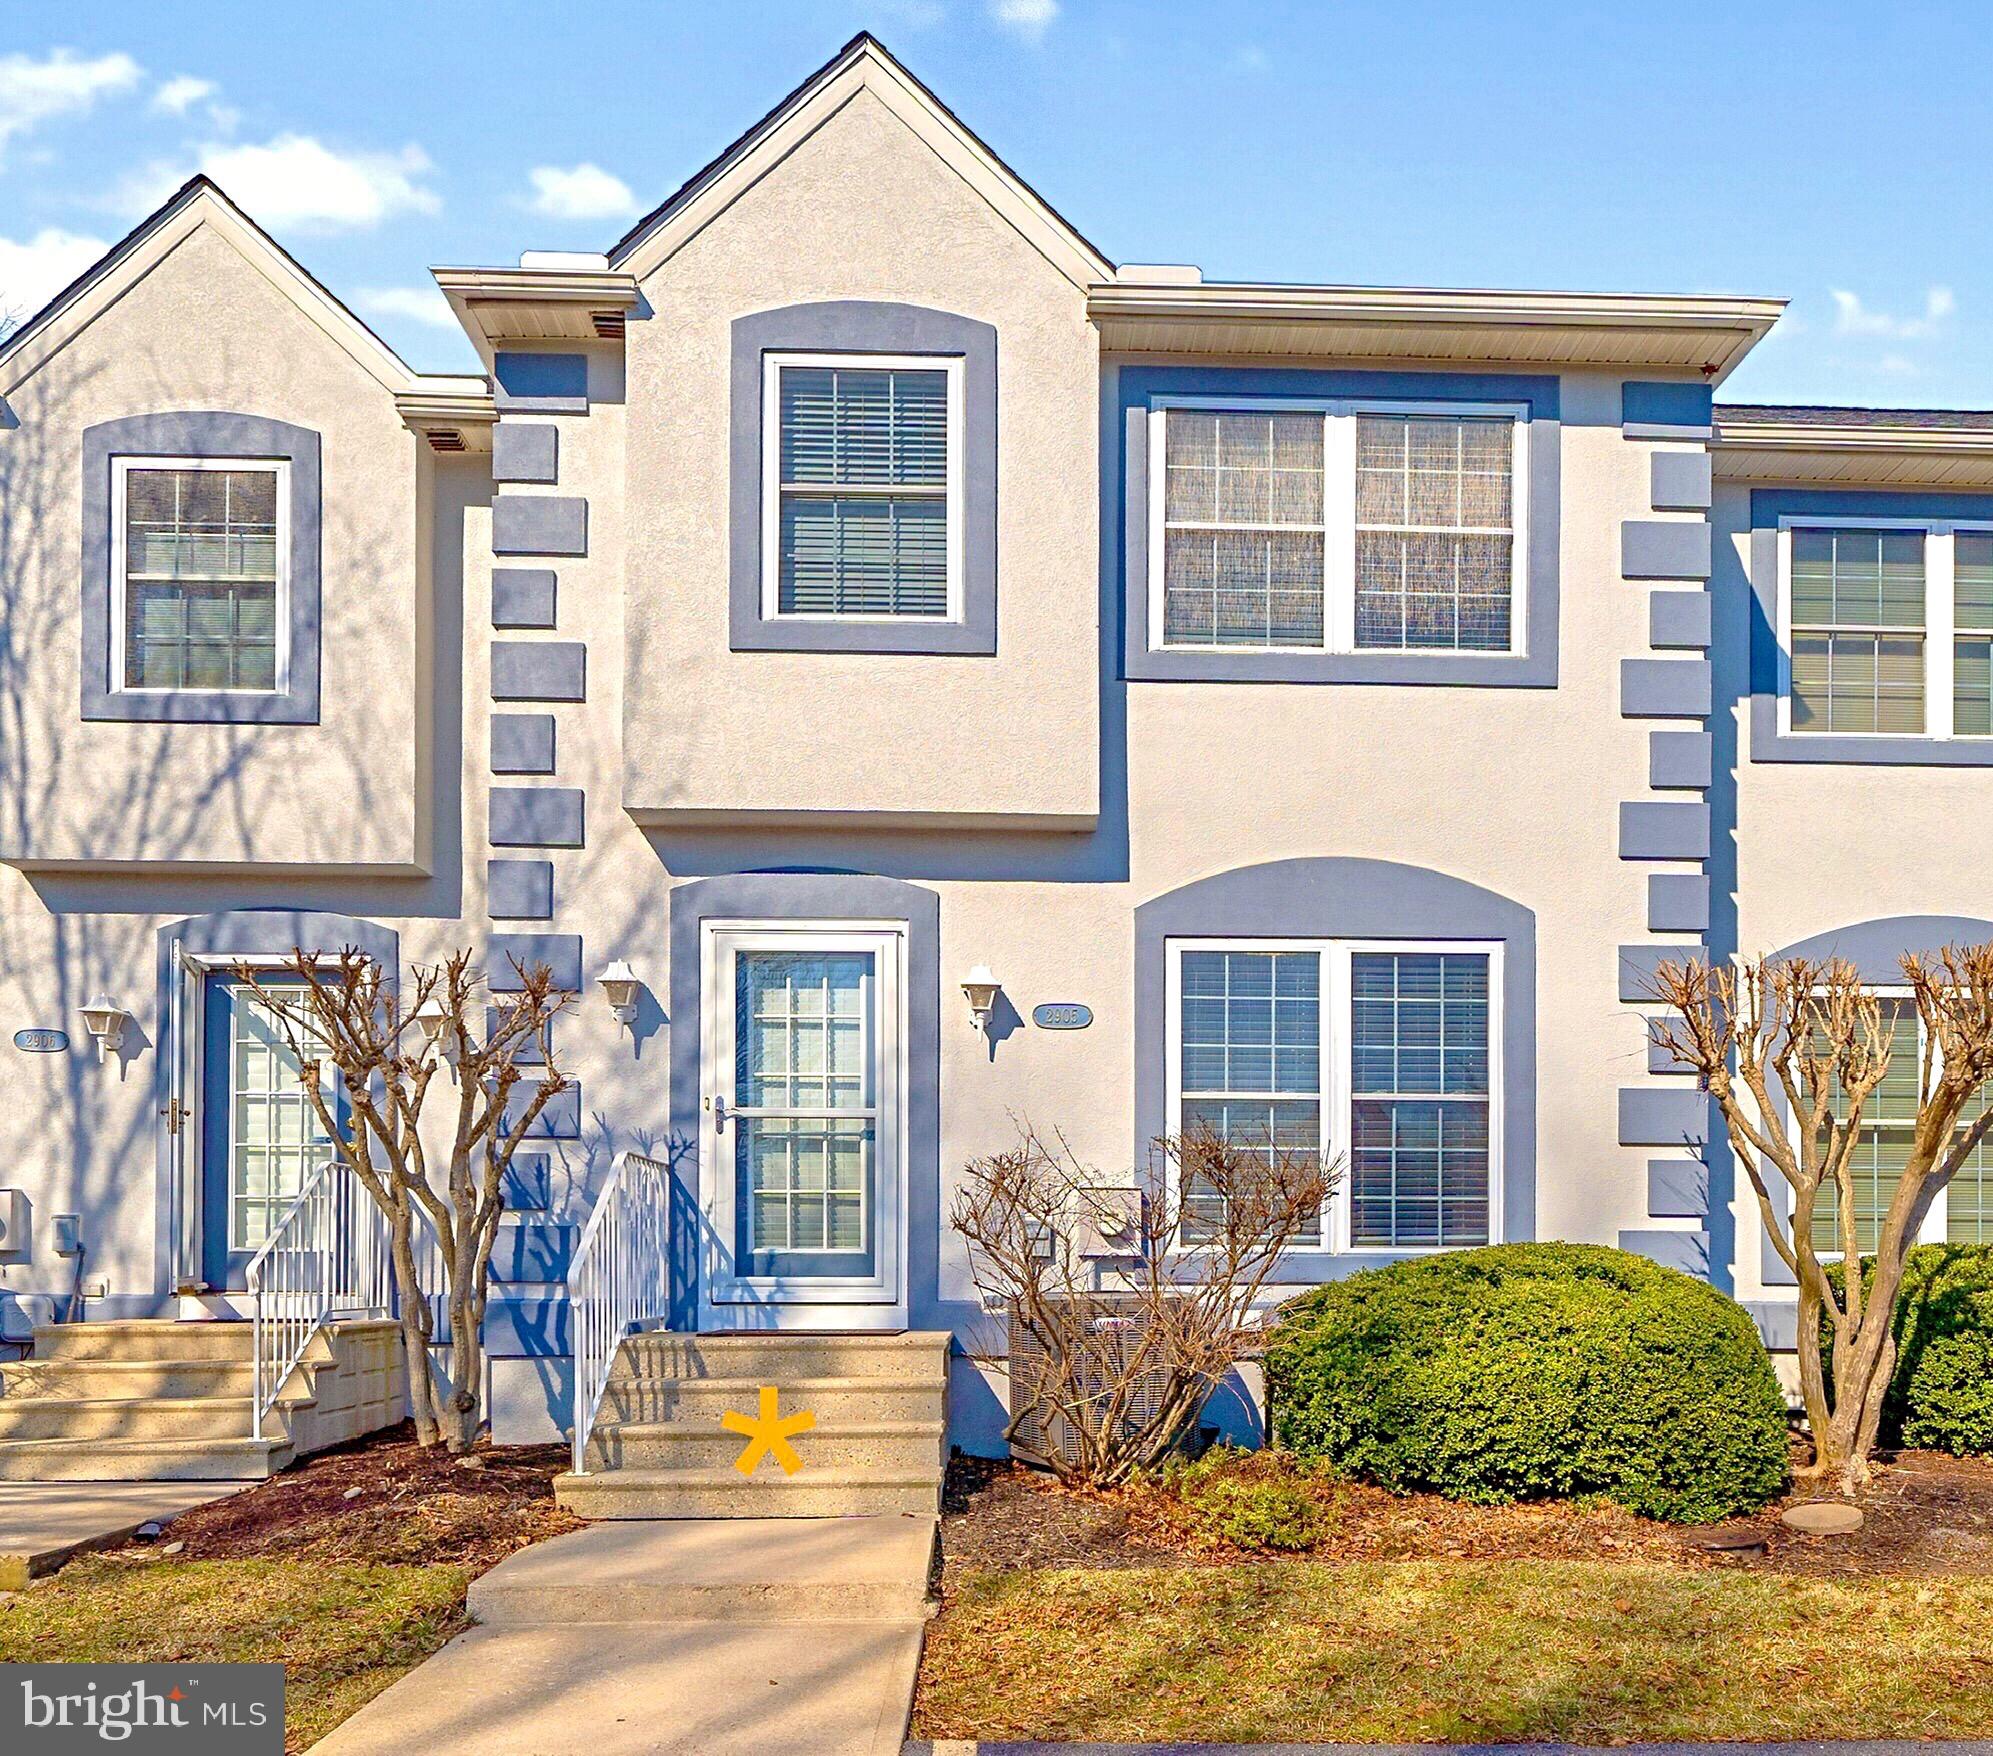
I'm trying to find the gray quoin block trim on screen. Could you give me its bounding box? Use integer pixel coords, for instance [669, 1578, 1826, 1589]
[1649, 729, 1713, 790]
[1749, 488, 1993, 765]
[1648, 1159, 1711, 1220]
[1649, 590, 1712, 650]
[81, 412, 322, 724]
[501, 1152, 551, 1211]
[1648, 872, 1712, 933]
[1650, 449, 1713, 511]
[492, 568, 558, 630]
[496, 1006, 548, 1063]
[493, 352, 588, 414]
[669, 872, 943, 1321]
[1618, 1227, 1711, 1278]
[1620, 380, 1714, 436]
[488, 787, 584, 848]
[1744, 1301, 1800, 1351]
[490, 713, 556, 774]
[1133, 857, 1538, 1264]
[1618, 1086, 1708, 1146]
[1618, 943, 1702, 1003]
[1622, 519, 1713, 581]
[509, 1083, 581, 1140]
[492, 641, 585, 702]
[1621, 657, 1713, 718]
[492, 423, 559, 485]
[1618, 800, 1711, 860]
[729, 302, 998, 656]
[486, 859, 554, 921]
[488, 933, 582, 991]
[492, 496, 587, 557]
[1122, 365, 1562, 686]
[154, 910, 398, 1290]
[1646, 1017, 1687, 1074]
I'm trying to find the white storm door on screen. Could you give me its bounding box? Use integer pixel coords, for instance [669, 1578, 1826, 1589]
[702, 925, 905, 1310]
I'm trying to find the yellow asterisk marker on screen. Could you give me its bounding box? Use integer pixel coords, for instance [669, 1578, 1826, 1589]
[721, 1385, 816, 1477]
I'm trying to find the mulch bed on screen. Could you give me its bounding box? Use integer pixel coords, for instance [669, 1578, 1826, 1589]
[143, 1421, 582, 1572]
[938, 1443, 1993, 1586]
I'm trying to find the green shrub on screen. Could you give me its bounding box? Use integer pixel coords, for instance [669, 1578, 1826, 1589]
[1159, 1448, 1333, 1552]
[1823, 1244, 1993, 1456]
[1264, 1243, 1789, 1522]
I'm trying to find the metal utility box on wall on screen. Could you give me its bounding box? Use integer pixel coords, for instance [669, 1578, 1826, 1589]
[0, 1189, 25, 1257]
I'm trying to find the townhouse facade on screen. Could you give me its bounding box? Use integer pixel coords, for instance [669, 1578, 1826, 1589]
[2, 35, 1989, 1471]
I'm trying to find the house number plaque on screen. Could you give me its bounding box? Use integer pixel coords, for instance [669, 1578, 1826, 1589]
[14, 1028, 69, 1053]
[1031, 1003, 1092, 1031]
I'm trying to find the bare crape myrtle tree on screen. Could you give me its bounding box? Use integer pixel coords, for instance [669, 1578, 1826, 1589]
[951, 1124, 1335, 1488]
[242, 948, 573, 1452]
[1651, 947, 1993, 1491]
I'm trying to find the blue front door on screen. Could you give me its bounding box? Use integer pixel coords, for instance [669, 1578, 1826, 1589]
[199, 976, 339, 1290]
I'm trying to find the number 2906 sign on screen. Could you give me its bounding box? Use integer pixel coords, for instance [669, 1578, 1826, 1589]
[13, 1029, 68, 1053]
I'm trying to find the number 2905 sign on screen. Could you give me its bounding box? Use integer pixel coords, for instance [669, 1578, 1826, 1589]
[1031, 1003, 1092, 1031]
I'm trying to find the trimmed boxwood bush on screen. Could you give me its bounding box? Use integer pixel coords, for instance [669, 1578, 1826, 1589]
[1264, 1243, 1789, 1522]
[1824, 1244, 1993, 1456]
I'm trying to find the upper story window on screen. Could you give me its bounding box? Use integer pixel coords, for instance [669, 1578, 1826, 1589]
[1151, 400, 1524, 655]
[1168, 938, 1499, 1251]
[762, 353, 963, 622]
[112, 457, 288, 694]
[1779, 518, 1993, 741]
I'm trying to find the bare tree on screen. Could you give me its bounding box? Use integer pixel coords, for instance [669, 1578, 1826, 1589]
[951, 1125, 1335, 1487]
[241, 947, 573, 1451]
[1650, 947, 1993, 1490]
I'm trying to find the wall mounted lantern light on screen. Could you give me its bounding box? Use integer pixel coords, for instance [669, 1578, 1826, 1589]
[411, 991, 454, 1062]
[599, 960, 642, 1032]
[78, 995, 129, 1063]
[961, 965, 1001, 1036]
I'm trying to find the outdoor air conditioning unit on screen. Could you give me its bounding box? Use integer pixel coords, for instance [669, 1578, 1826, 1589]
[1006, 1295, 1210, 1470]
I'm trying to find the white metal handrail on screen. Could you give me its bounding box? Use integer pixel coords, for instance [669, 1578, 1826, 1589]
[569, 1150, 674, 1474]
[245, 1161, 387, 1437]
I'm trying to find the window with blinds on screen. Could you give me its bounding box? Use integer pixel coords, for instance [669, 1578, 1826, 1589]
[1154, 400, 1522, 654]
[1788, 528, 1925, 734]
[117, 462, 283, 692]
[1954, 533, 1993, 735]
[770, 358, 954, 619]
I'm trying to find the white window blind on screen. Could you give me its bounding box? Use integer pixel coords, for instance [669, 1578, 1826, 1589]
[776, 363, 950, 618]
[120, 464, 281, 691]
[1788, 528, 1926, 734]
[1155, 401, 1523, 655]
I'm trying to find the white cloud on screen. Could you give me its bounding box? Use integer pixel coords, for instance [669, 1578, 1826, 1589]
[523, 162, 639, 222]
[358, 284, 458, 330]
[1230, 44, 1271, 73]
[151, 74, 214, 116]
[0, 48, 143, 164]
[1830, 285, 1955, 341]
[0, 226, 109, 327]
[116, 133, 441, 232]
[988, 0, 1059, 43]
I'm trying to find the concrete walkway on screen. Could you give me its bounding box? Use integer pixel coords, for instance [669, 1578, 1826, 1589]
[0, 1480, 245, 1589]
[312, 1515, 936, 1756]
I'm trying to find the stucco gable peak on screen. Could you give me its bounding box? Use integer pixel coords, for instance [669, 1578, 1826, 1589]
[606, 33, 1113, 291]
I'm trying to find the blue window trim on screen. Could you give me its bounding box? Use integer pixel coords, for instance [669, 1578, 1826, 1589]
[729, 302, 998, 656]
[1118, 366, 1561, 686]
[1749, 487, 1993, 766]
[153, 910, 398, 1297]
[667, 872, 943, 1323]
[81, 412, 323, 724]
[1132, 857, 1537, 1280]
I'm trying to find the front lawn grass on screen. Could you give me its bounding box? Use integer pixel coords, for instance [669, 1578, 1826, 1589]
[0, 1553, 471, 1752]
[915, 1559, 1993, 1744]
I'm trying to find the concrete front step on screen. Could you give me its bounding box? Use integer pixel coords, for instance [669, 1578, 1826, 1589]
[1, 1359, 260, 1401]
[599, 1374, 948, 1426]
[467, 1516, 937, 1627]
[610, 1331, 952, 1385]
[32, 1322, 255, 1363]
[0, 1396, 278, 1443]
[0, 1435, 292, 1482]
[587, 1419, 945, 1474]
[555, 1467, 942, 1519]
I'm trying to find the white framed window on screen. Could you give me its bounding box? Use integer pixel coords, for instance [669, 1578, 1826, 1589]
[1165, 938, 1502, 1252]
[760, 352, 965, 623]
[110, 456, 290, 694]
[1776, 516, 1993, 740]
[1147, 398, 1527, 655]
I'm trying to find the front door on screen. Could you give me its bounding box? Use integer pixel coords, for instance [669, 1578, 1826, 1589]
[699, 925, 905, 1324]
[199, 975, 338, 1291]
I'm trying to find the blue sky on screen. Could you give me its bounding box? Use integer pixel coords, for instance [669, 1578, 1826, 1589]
[3, 0, 1989, 407]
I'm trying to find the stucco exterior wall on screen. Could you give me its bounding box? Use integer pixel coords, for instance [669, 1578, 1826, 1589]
[620, 87, 1100, 828]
